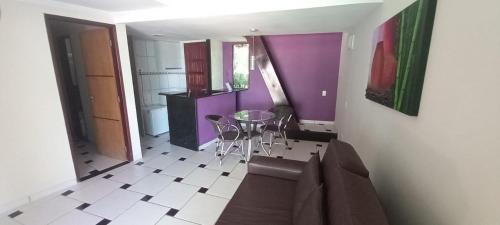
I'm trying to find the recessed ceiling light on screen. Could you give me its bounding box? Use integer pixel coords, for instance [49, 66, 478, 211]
[152, 34, 165, 37]
[249, 28, 259, 33]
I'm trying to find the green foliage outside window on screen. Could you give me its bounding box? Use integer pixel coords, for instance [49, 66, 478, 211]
[233, 44, 249, 89]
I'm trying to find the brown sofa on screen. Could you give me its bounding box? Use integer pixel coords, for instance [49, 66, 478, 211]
[216, 139, 389, 225]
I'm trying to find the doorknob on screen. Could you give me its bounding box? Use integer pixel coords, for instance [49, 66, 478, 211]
[90, 96, 95, 102]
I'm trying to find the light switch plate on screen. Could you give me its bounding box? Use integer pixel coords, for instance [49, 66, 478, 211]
[322, 90, 327, 96]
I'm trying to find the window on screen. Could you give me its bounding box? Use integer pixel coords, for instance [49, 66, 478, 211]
[233, 44, 250, 89]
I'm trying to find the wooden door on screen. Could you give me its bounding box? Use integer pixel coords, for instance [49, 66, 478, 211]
[80, 28, 127, 161]
[184, 41, 211, 92]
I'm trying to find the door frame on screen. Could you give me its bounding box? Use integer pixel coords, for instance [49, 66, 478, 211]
[45, 14, 134, 164]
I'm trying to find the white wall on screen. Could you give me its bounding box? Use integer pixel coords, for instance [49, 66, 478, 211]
[0, 0, 141, 212]
[336, 0, 500, 224]
[210, 39, 224, 90]
[115, 24, 143, 161]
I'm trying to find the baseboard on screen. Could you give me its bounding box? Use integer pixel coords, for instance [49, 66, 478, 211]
[299, 120, 335, 125]
[0, 178, 77, 215]
[198, 138, 217, 150]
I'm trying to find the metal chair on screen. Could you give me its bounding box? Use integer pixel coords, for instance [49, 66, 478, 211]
[260, 107, 294, 155]
[205, 115, 246, 164]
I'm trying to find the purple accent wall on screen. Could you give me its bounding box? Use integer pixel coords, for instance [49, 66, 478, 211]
[223, 33, 342, 121]
[223, 42, 234, 85]
[196, 93, 237, 145]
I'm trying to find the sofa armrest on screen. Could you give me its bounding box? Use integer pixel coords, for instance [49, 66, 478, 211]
[248, 156, 307, 181]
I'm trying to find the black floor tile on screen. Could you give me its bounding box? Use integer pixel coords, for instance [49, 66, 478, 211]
[179, 157, 186, 161]
[166, 208, 179, 217]
[198, 187, 208, 193]
[120, 184, 131, 189]
[174, 177, 183, 182]
[8, 210, 22, 218]
[61, 190, 74, 196]
[103, 174, 113, 179]
[221, 172, 230, 176]
[135, 162, 144, 166]
[153, 169, 162, 173]
[198, 164, 206, 168]
[96, 219, 111, 225]
[161, 152, 168, 155]
[76, 203, 91, 210]
[141, 195, 153, 202]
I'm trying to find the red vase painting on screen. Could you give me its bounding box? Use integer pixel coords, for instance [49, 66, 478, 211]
[366, 0, 437, 116]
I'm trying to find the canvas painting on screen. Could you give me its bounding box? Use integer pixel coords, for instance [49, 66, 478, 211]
[366, 0, 437, 116]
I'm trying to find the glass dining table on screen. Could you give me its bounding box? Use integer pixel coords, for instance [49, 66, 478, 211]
[231, 110, 276, 161]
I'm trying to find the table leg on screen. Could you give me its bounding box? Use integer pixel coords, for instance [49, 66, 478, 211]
[246, 121, 252, 162]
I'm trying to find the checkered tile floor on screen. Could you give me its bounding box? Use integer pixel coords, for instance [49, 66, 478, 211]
[2, 127, 330, 225]
[73, 142, 127, 179]
[298, 122, 337, 133]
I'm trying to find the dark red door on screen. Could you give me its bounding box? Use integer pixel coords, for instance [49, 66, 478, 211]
[184, 41, 211, 92]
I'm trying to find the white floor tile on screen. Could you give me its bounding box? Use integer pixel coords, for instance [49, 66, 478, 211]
[167, 147, 196, 158]
[141, 136, 169, 148]
[229, 163, 247, 180]
[205, 155, 239, 172]
[14, 196, 82, 225]
[110, 165, 155, 184]
[154, 142, 176, 152]
[150, 182, 198, 209]
[161, 161, 199, 178]
[143, 155, 178, 170]
[49, 210, 103, 225]
[69, 178, 123, 203]
[0, 217, 21, 225]
[89, 155, 123, 171]
[141, 150, 163, 162]
[156, 216, 198, 225]
[283, 140, 328, 161]
[182, 168, 221, 188]
[109, 201, 168, 225]
[176, 193, 229, 225]
[207, 176, 242, 199]
[184, 151, 214, 165]
[84, 189, 144, 220]
[128, 174, 175, 196]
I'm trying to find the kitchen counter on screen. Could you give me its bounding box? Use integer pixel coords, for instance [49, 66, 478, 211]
[159, 90, 238, 150]
[159, 88, 247, 99]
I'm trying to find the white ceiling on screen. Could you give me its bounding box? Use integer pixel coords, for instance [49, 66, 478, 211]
[51, 0, 165, 12]
[46, 0, 382, 42]
[126, 3, 381, 41]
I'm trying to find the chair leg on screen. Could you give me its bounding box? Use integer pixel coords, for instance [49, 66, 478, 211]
[283, 131, 289, 147]
[214, 140, 221, 158]
[239, 140, 247, 162]
[260, 135, 271, 156]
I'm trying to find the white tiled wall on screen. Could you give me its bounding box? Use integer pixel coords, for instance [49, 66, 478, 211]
[133, 38, 186, 107]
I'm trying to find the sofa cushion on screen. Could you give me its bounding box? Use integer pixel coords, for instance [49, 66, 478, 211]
[292, 153, 321, 220]
[340, 170, 389, 225]
[322, 145, 389, 225]
[294, 185, 324, 225]
[248, 156, 306, 181]
[216, 204, 291, 225]
[330, 140, 369, 177]
[216, 174, 296, 225]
